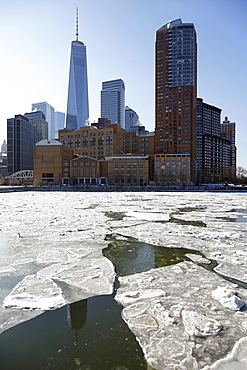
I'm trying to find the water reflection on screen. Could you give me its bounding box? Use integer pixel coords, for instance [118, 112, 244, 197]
[103, 233, 205, 277]
[0, 295, 148, 370]
[68, 300, 87, 331]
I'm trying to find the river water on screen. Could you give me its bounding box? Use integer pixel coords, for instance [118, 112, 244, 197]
[0, 190, 247, 369]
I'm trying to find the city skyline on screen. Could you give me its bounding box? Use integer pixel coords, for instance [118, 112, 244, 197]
[0, 0, 246, 167]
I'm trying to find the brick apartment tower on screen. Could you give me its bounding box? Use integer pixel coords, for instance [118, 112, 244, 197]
[154, 19, 197, 184]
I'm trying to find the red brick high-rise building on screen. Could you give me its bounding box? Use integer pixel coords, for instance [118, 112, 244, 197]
[154, 19, 197, 184]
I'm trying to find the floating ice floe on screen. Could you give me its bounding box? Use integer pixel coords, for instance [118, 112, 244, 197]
[37, 257, 115, 297]
[196, 230, 244, 240]
[3, 274, 66, 310]
[0, 265, 16, 274]
[116, 261, 247, 369]
[212, 286, 245, 311]
[186, 253, 211, 264]
[214, 262, 247, 284]
[36, 247, 92, 264]
[0, 191, 247, 368]
[116, 289, 165, 306]
[125, 211, 170, 222]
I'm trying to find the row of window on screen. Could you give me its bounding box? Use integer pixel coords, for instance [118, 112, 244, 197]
[114, 162, 144, 167]
[114, 168, 143, 173]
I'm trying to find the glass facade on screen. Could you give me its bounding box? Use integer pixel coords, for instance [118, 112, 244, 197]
[66, 40, 89, 131]
[101, 79, 125, 128]
[32, 102, 55, 140]
[7, 115, 35, 174]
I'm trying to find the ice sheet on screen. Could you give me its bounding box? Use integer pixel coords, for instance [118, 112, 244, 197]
[116, 261, 247, 369]
[3, 274, 66, 310]
[0, 190, 247, 369]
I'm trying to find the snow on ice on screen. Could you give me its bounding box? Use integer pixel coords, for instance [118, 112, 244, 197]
[3, 274, 66, 310]
[116, 261, 247, 369]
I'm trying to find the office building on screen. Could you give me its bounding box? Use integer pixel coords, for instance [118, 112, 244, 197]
[59, 123, 122, 159]
[125, 106, 140, 131]
[105, 155, 149, 185]
[0, 140, 7, 176]
[196, 98, 221, 182]
[32, 101, 55, 140]
[154, 18, 197, 184]
[58, 122, 154, 159]
[66, 8, 89, 130]
[24, 111, 48, 143]
[221, 116, 236, 180]
[101, 79, 125, 128]
[196, 99, 236, 183]
[1, 140, 7, 154]
[54, 111, 65, 138]
[7, 114, 35, 174]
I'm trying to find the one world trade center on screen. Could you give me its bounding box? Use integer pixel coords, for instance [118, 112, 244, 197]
[66, 8, 89, 130]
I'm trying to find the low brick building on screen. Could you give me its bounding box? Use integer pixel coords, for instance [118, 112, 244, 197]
[33, 139, 74, 185]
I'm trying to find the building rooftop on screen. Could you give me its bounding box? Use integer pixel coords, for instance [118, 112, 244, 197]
[158, 18, 194, 31]
[36, 139, 62, 146]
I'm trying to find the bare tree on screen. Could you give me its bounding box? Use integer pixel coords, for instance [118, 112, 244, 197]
[236, 167, 247, 184]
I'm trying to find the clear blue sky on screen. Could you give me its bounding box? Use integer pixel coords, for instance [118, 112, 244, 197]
[0, 0, 246, 167]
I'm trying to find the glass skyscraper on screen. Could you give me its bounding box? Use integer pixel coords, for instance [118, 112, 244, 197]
[7, 115, 35, 174]
[32, 101, 55, 140]
[66, 11, 89, 131]
[101, 79, 125, 128]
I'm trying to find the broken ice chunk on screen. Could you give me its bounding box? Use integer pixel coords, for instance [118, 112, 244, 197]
[182, 310, 222, 337]
[38, 257, 116, 298]
[0, 265, 16, 274]
[3, 274, 67, 310]
[212, 286, 245, 311]
[125, 211, 170, 222]
[116, 289, 165, 306]
[204, 336, 247, 370]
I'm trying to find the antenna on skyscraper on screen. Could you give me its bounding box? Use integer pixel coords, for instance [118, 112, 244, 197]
[76, 7, 79, 41]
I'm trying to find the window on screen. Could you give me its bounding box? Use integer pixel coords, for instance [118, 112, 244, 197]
[42, 173, 53, 178]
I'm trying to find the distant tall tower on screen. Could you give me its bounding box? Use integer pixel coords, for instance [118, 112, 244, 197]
[101, 79, 125, 128]
[1, 139, 7, 154]
[66, 8, 89, 130]
[154, 19, 197, 184]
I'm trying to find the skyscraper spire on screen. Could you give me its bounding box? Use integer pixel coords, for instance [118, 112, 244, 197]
[66, 6, 89, 130]
[76, 7, 79, 41]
